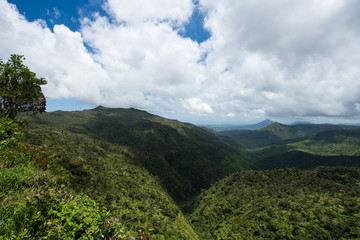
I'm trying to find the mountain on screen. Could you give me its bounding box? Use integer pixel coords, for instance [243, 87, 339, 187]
[218, 122, 360, 148]
[24, 106, 256, 203]
[252, 119, 276, 129]
[205, 119, 275, 131]
[189, 167, 360, 239]
[290, 128, 360, 156]
[245, 127, 360, 165]
[5, 107, 360, 238]
[255, 150, 360, 170]
[1, 114, 200, 239]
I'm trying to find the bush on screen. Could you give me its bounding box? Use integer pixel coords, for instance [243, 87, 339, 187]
[0, 119, 125, 239]
[0, 117, 23, 149]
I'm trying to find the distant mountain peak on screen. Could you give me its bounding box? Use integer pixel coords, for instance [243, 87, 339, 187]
[259, 119, 274, 124]
[94, 105, 106, 110]
[254, 119, 275, 128]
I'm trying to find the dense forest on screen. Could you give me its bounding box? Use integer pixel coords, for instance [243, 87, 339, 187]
[190, 167, 360, 239]
[24, 106, 256, 203]
[1, 107, 360, 239]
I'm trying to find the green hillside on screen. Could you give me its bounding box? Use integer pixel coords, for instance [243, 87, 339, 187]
[247, 128, 360, 164]
[290, 129, 360, 156]
[256, 150, 360, 170]
[219, 123, 360, 148]
[1, 117, 199, 239]
[4, 106, 360, 239]
[4, 109, 360, 239]
[189, 167, 360, 239]
[24, 106, 256, 203]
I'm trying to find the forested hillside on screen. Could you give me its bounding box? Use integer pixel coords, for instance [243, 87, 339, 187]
[24, 106, 256, 203]
[219, 122, 360, 148]
[0, 117, 199, 239]
[244, 127, 360, 170]
[290, 129, 360, 156]
[190, 167, 360, 239]
[2, 105, 360, 239]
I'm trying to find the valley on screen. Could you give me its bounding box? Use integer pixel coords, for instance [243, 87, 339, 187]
[1, 107, 360, 239]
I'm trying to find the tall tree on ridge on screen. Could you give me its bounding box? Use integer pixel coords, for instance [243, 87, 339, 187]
[0, 54, 47, 119]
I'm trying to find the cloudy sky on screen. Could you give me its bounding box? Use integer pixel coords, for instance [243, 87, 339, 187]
[1, 0, 360, 124]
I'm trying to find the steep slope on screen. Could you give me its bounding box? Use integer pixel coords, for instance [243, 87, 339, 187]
[219, 123, 360, 148]
[190, 167, 360, 239]
[2, 117, 199, 239]
[24, 106, 256, 203]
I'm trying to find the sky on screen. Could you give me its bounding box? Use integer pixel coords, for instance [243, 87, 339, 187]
[1, 0, 360, 125]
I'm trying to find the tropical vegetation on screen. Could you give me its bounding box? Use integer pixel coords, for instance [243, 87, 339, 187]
[0, 54, 46, 120]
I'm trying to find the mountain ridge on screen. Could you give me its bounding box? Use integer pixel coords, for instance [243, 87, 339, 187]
[24, 106, 256, 203]
[218, 122, 360, 148]
[4, 107, 360, 239]
[204, 119, 275, 131]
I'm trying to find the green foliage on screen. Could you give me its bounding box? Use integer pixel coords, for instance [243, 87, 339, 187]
[0, 118, 132, 239]
[246, 144, 294, 163]
[0, 54, 47, 119]
[0, 116, 23, 149]
[189, 167, 360, 239]
[221, 153, 259, 173]
[0, 169, 120, 239]
[24, 124, 200, 239]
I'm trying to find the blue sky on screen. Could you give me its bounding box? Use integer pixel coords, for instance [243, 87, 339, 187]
[8, 0, 105, 31]
[2, 0, 360, 124]
[8, 0, 210, 43]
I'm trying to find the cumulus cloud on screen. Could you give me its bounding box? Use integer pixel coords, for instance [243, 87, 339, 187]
[199, 0, 360, 118]
[1, 0, 360, 121]
[183, 98, 214, 116]
[104, 0, 194, 26]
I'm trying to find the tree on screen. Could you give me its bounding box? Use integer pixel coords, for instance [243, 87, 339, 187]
[0, 54, 47, 119]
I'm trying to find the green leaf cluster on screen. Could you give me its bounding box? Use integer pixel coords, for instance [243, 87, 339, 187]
[0, 55, 47, 119]
[0, 116, 23, 149]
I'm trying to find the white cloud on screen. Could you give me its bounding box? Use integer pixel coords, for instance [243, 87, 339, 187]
[183, 98, 214, 116]
[2, 0, 360, 121]
[104, 0, 194, 25]
[80, 11, 207, 112]
[199, 0, 360, 118]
